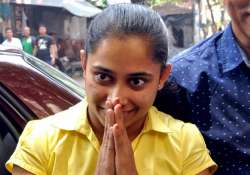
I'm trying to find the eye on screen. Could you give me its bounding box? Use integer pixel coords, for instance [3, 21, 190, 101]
[94, 73, 112, 83]
[129, 78, 146, 88]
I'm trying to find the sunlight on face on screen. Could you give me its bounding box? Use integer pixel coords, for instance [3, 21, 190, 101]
[84, 35, 167, 129]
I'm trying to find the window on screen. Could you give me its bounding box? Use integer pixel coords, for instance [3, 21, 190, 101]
[0, 110, 17, 175]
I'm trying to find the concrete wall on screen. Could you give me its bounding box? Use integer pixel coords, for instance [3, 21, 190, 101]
[64, 16, 87, 40]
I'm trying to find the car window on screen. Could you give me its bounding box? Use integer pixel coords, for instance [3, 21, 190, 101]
[24, 53, 85, 98]
[0, 111, 17, 175]
[0, 82, 34, 125]
[0, 62, 81, 118]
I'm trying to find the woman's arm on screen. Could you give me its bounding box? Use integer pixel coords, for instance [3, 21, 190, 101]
[197, 168, 214, 175]
[12, 165, 34, 175]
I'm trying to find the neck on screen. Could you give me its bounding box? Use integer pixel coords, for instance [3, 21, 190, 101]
[237, 36, 250, 59]
[242, 45, 250, 59]
[87, 109, 104, 143]
[232, 24, 250, 59]
[126, 116, 146, 141]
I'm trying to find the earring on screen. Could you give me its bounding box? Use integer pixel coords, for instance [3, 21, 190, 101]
[158, 84, 162, 90]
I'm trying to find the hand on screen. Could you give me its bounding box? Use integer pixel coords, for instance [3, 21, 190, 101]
[112, 104, 138, 175]
[95, 101, 115, 175]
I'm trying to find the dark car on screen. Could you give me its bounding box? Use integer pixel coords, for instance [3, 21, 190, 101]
[0, 46, 85, 175]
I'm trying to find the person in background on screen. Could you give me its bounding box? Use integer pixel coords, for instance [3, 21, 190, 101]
[2, 27, 22, 50]
[21, 26, 35, 55]
[33, 24, 55, 65]
[6, 4, 216, 175]
[50, 32, 65, 72]
[154, 0, 250, 174]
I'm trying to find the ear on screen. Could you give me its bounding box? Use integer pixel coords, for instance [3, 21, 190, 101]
[158, 64, 172, 90]
[80, 49, 87, 77]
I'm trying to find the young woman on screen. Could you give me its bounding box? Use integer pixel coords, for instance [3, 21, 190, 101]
[7, 4, 217, 175]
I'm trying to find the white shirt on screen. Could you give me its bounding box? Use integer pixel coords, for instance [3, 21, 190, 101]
[2, 37, 23, 50]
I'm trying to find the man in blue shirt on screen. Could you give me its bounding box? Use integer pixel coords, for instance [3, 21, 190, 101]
[154, 1, 250, 174]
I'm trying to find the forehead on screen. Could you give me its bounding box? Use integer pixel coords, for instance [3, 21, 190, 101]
[39, 26, 46, 30]
[224, 0, 250, 7]
[87, 35, 159, 71]
[92, 35, 152, 60]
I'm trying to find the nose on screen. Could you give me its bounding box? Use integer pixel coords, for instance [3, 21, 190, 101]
[108, 84, 129, 106]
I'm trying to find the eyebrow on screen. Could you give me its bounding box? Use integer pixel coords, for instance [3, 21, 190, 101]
[92, 66, 114, 74]
[128, 72, 153, 78]
[92, 65, 153, 77]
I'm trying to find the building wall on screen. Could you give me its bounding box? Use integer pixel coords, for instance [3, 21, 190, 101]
[7, 4, 88, 41]
[0, 3, 12, 39]
[39, 8, 87, 40]
[40, 9, 65, 38]
[5, 4, 87, 60]
[163, 14, 194, 58]
[64, 16, 87, 40]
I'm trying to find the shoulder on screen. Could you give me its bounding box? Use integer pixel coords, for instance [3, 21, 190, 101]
[170, 31, 223, 65]
[167, 31, 224, 91]
[161, 113, 209, 156]
[5, 115, 64, 174]
[31, 36, 36, 41]
[144, 107, 217, 173]
[20, 102, 84, 145]
[2, 39, 7, 44]
[6, 102, 86, 174]
[165, 113, 200, 137]
[150, 107, 209, 155]
[19, 117, 61, 149]
[150, 107, 200, 136]
[45, 35, 52, 41]
[13, 37, 21, 42]
[158, 110, 212, 156]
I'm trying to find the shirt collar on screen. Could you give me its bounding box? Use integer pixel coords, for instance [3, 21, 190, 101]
[51, 101, 172, 135]
[51, 99, 92, 135]
[142, 106, 172, 134]
[218, 24, 244, 73]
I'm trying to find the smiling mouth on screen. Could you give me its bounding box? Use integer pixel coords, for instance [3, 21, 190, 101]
[122, 109, 137, 116]
[98, 106, 137, 117]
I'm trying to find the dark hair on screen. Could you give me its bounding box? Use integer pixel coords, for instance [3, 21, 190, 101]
[85, 3, 168, 68]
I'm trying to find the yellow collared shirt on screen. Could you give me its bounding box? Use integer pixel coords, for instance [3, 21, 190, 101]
[6, 100, 217, 175]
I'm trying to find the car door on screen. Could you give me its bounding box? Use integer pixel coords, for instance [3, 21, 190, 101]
[0, 83, 34, 175]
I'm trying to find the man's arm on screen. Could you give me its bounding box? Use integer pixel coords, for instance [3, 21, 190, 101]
[50, 44, 57, 65]
[17, 39, 23, 50]
[32, 37, 38, 56]
[33, 46, 37, 56]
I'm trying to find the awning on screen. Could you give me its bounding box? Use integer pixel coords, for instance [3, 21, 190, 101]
[10, 0, 102, 17]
